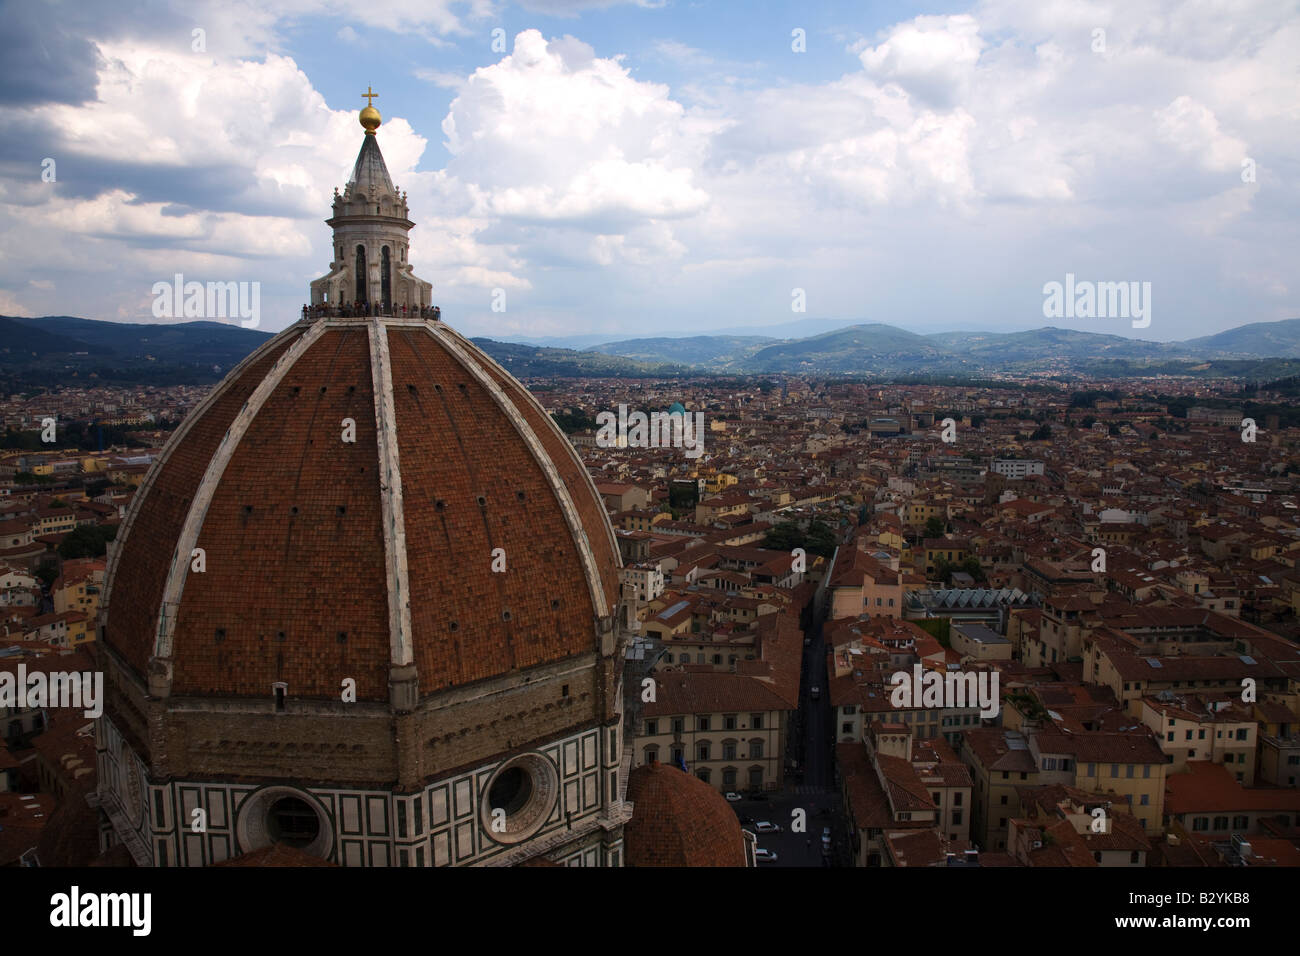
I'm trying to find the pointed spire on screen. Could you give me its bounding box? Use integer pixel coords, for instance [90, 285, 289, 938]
[348, 134, 396, 198]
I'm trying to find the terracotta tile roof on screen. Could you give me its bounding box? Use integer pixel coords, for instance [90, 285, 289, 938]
[211, 842, 339, 866]
[104, 320, 621, 701]
[837, 742, 894, 829]
[1166, 761, 1300, 815]
[624, 761, 747, 866]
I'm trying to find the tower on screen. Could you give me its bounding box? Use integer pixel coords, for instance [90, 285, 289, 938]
[310, 88, 432, 313]
[93, 94, 634, 867]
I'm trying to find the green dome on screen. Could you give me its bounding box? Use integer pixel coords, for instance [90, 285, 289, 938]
[667, 401, 686, 416]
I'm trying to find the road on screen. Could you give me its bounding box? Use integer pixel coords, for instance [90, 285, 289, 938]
[736, 611, 853, 866]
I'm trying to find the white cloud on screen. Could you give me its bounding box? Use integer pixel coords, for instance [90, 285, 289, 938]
[0, 289, 34, 316]
[1, 0, 1296, 339]
[856, 14, 984, 110]
[442, 30, 709, 231]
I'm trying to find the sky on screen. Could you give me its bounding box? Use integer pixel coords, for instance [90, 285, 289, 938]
[0, 0, 1296, 343]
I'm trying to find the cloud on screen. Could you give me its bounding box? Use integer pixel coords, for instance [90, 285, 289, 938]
[0, 0, 1296, 339]
[0, 288, 34, 316]
[441, 29, 709, 234]
[856, 14, 983, 111]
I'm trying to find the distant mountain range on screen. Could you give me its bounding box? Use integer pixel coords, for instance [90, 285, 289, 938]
[5, 314, 1300, 387]
[589, 319, 1300, 378]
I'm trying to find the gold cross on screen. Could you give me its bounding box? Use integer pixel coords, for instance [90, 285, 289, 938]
[362, 86, 378, 107]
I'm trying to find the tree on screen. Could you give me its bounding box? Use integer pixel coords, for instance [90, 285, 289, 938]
[668, 482, 699, 510]
[762, 519, 836, 558]
[932, 557, 955, 586]
[57, 524, 117, 560]
[1030, 424, 1052, 441]
[924, 516, 946, 538]
[85, 478, 112, 497]
[34, 559, 58, 590]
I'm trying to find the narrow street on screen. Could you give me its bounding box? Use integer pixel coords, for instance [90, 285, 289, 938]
[741, 610, 852, 866]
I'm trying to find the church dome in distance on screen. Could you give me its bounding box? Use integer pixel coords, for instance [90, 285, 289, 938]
[624, 761, 749, 867]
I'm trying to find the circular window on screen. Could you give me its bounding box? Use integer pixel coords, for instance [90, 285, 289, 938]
[490, 767, 533, 815]
[235, 786, 334, 860]
[267, 796, 321, 849]
[480, 753, 558, 846]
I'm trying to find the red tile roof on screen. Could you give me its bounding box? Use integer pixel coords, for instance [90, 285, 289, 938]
[624, 762, 747, 866]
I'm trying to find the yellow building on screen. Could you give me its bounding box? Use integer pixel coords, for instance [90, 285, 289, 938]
[636, 671, 794, 794]
[1140, 695, 1257, 784]
[960, 728, 1040, 852]
[1031, 730, 1168, 834]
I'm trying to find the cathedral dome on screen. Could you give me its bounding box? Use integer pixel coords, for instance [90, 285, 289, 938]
[624, 762, 749, 867]
[101, 316, 622, 703]
[94, 99, 632, 869]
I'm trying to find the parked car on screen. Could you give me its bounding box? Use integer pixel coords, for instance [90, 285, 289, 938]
[821, 826, 832, 848]
[755, 821, 782, 834]
[724, 791, 743, 803]
[803, 637, 811, 647]
[810, 686, 820, 699]
[739, 815, 756, 825]
[755, 848, 778, 862]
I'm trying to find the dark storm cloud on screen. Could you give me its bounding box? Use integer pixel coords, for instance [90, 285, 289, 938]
[0, 106, 317, 220]
[0, 0, 214, 109]
[0, 0, 105, 106]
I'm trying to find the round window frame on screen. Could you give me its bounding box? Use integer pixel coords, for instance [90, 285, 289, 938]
[235, 786, 334, 860]
[480, 753, 559, 846]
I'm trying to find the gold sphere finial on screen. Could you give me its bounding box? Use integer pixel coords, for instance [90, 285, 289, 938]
[360, 86, 381, 134]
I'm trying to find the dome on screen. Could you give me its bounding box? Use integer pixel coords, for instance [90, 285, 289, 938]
[624, 762, 749, 866]
[101, 315, 622, 703]
[666, 401, 686, 416]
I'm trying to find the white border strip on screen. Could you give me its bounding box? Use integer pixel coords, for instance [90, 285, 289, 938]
[101, 321, 311, 619]
[152, 320, 330, 663]
[425, 322, 611, 619]
[369, 320, 415, 667]
[435, 323, 622, 567]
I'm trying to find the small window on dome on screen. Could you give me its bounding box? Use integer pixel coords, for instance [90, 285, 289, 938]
[273, 683, 287, 713]
[336, 505, 347, 516]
